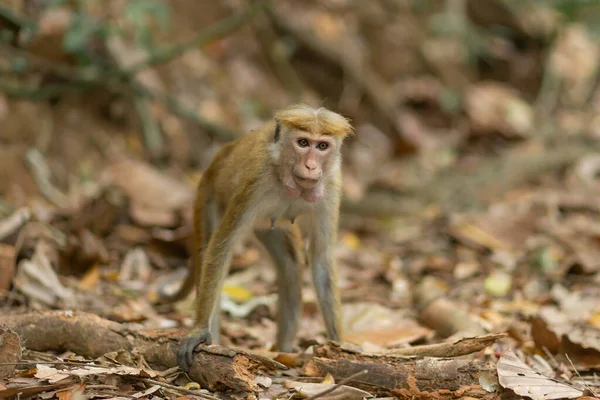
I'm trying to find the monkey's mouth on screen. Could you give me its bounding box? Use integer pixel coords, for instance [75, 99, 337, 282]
[293, 174, 319, 189]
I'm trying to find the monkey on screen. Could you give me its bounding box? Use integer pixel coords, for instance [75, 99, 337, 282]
[161, 104, 353, 370]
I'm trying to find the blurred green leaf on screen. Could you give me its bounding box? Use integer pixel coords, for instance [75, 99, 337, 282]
[62, 12, 95, 54]
[484, 271, 512, 297]
[10, 57, 28, 73]
[440, 88, 462, 115]
[124, 0, 171, 48]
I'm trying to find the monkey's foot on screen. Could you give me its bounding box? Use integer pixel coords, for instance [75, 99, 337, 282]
[177, 330, 212, 371]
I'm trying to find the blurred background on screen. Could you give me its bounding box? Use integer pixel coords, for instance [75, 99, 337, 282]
[2, 0, 600, 371]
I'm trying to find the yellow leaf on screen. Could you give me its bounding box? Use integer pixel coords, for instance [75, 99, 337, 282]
[321, 373, 335, 384]
[222, 284, 253, 303]
[342, 232, 360, 249]
[456, 222, 508, 250]
[589, 311, 600, 329]
[79, 265, 100, 290]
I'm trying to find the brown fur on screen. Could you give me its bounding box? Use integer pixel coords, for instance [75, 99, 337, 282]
[275, 104, 354, 137]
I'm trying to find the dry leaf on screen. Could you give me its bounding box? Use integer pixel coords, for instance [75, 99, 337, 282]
[497, 350, 582, 400]
[103, 158, 193, 226]
[466, 82, 533, 137]
[0, 327, 22, 379]
[342, 302, 429, 346]
[284, 380, 373, 400]
[0, 244, 16, 291]
[0, 207, 31, 241]
[14, 241, 74, 306]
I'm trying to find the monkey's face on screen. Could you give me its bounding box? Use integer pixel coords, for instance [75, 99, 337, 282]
[280, 131, 339, 202]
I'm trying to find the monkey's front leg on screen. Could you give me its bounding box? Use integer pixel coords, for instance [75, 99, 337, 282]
[310, 203, 343, 342]
[177, 204, 250, 371]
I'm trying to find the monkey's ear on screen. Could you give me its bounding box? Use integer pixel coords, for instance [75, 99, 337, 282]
[273, 121, 281, 143]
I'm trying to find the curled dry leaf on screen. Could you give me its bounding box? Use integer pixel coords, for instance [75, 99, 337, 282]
[14, 241, 74, 307]
[448, 210, 536, 253]
[102, 158, 193, 227]
[342, 302, 430, 347]
[466, 82, 533, 137]
[497, 350, 582, 400]
[284, 380, 373, 400]
[119, 247, 151, 286]
[0, 207, 31, 241]
[531, 305, 600, 367]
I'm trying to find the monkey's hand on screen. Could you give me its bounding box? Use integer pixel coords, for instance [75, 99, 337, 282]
[177, 329, 212, 371]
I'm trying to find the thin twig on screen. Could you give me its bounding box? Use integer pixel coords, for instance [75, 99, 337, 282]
[565, 354, 599, 398]
[131, 82, 240, 141]
[304, 370, 369, 400]
[132, 95, 164, 155]
[140, 378, 220, 400]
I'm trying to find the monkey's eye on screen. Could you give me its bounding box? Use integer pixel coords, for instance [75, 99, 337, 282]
[297, 138, 309, 147]
[317, 142, 329, 150]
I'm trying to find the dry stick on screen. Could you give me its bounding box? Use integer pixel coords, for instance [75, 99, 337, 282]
[303, 370, 369, 400]
[140, 378, 220, 400]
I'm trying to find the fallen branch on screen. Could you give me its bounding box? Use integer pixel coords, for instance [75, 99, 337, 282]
[388, 333, 507, 357]
[2, 311, 285, 393]
[308, 343, 497, 399]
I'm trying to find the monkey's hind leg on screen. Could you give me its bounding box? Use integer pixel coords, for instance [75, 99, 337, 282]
[255, 225, 305, 352]
[176, 188, 219, 369]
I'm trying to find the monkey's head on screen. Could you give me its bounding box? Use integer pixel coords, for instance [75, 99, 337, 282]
[272, 105, 353, 203]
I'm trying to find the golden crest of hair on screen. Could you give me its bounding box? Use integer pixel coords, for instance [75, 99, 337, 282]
[275, 104, 354, 138]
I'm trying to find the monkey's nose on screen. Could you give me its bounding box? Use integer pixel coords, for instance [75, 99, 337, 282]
[305, 161, 317, 170]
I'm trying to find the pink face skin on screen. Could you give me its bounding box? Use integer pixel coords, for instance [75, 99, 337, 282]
[282, 133, 336, 203]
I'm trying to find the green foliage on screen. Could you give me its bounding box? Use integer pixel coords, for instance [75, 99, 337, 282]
[439, 88, 462, 115]
[57, 0, 171, 64]
[10, 57, 28, 73]
[124, 0, 171, 49]
[63, 12, 98, 56]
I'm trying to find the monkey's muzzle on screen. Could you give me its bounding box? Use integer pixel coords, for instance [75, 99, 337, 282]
[293, 174, 319, 190]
